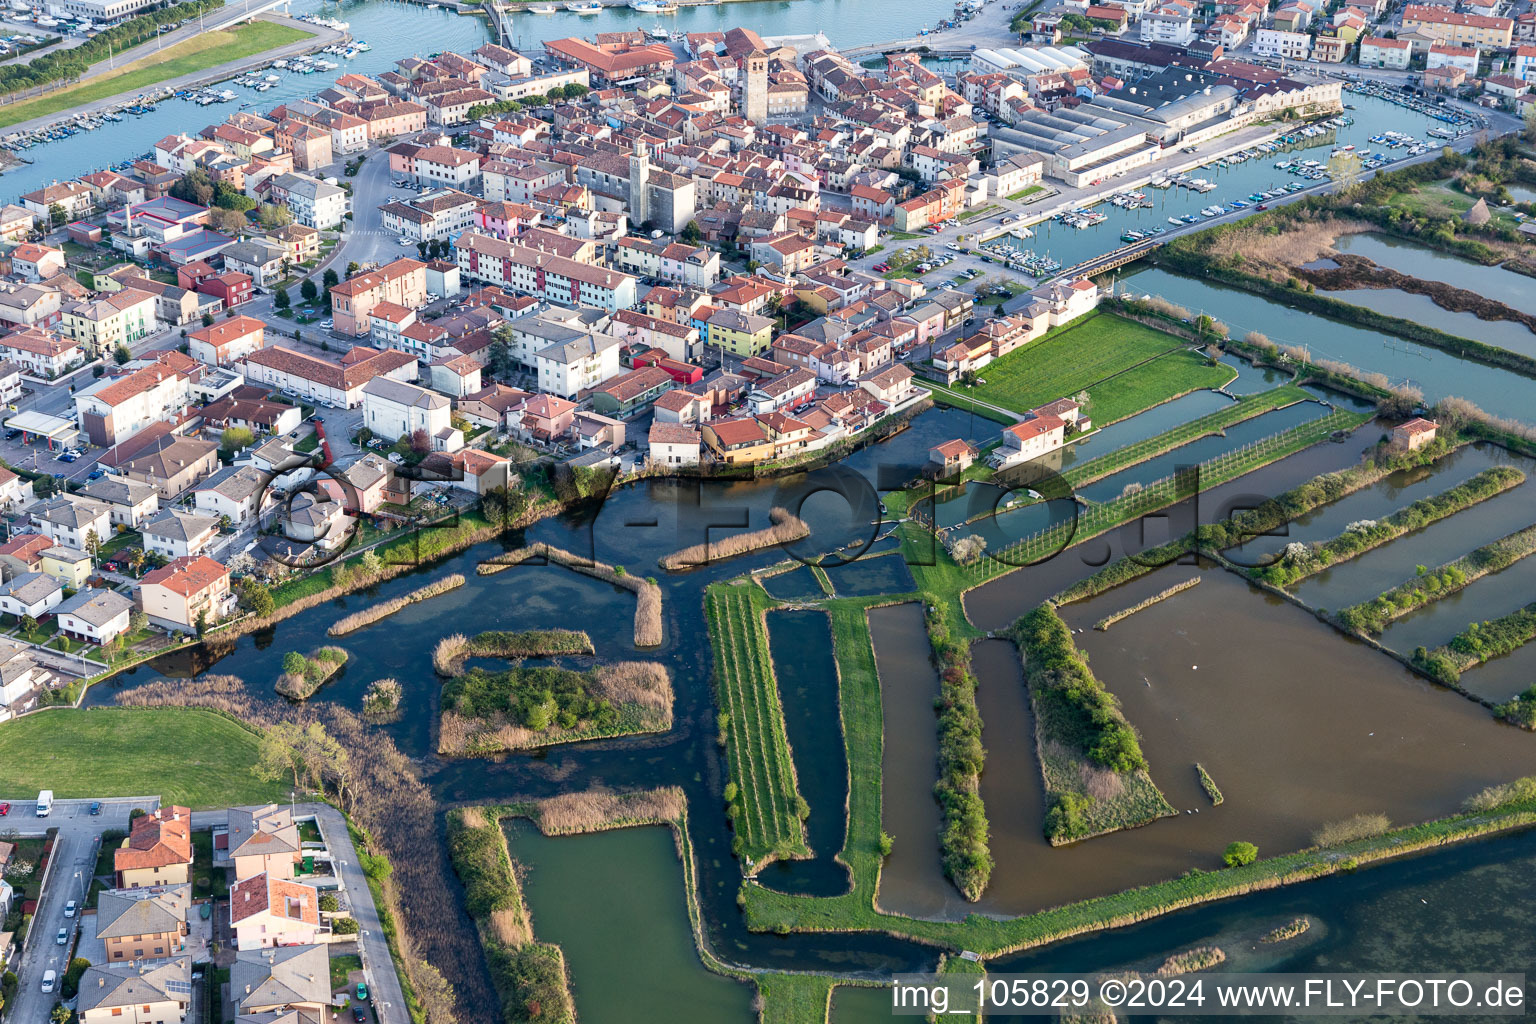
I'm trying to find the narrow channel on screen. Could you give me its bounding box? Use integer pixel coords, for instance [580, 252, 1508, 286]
[760, 610, 851, 897]
[868, 602, 952, 919]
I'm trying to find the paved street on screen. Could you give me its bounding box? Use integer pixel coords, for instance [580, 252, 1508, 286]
[2, 797, 405, 1024]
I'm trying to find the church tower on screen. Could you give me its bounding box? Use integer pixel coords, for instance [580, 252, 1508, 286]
[628, 139, 651, 228]
[743, 49, 769, 124]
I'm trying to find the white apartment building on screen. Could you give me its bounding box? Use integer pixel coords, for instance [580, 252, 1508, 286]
[456, 231, 638, 312]
[1254, 27, 1313, 58]
[74, 360, 191, 447]
[268, 173, 350, 230]
[361, 377, 452, 442]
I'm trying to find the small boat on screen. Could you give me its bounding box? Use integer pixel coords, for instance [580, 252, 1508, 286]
[565, 0, 602, 10]
[1167, 216, 1182, 226]
[647, 23, 669, 37]
[529, 4, 557, 11]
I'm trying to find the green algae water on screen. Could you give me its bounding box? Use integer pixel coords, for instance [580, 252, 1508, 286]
[504, 820, 755, 1023]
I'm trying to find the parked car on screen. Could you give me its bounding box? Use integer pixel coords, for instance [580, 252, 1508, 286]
[357, 982, 369, 1002]
[0, 802, 9, 815]
[64, 900, 77, 917]
[352, 1006, 368, 1023]
[4, 428, 18, 440]
[89, 801, 101, 815]
[41, 970, 56, 993]
[56, 927, 68, 944]
[58, 452, 77, 462]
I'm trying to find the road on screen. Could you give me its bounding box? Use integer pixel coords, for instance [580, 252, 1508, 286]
[6, 796, 151, 1024]
[189, 804, 409, 1024]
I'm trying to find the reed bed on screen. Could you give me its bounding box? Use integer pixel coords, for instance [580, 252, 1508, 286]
[432, 629, 594, 677]
[1262, 918, 1311, 943]
[1195, 763, 1224, 806]
[363, 678, 402, 717]
[1155, 946, 1226, 976]
[438, 662, 673, 755]
[1312, 812, 1390, 847]
[529, 786, 687, 834]
[479, 543, 664, 647]
[657, 507, 810, 571]
[327, 574, 465, 636]
[1094, 577, 1201, 631]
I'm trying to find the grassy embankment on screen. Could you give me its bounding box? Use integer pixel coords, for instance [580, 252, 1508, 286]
[0, 707, 287, 808]
[1009, 605, 1175, 844]
[658, 507, 809, 572]
[478, 543, 663, 647]
[1336, 523, 1536, 636]
[1094, 576, 1201, 631]
[705, 581, 810, 866]
[1250, 465, 1525, 589]
[327, 573, 465, 636]
[1431, 601, 1536, 682]
[0, 22, 314, 130]
[937, 312, 1236, 429]
[438, 661, 673, 755]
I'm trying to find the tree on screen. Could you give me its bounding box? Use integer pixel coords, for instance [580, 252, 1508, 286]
[1223, 840, 1258, 867]
[48, 202, 66, 227]
[1326, 149, 1363, 193]
[417, 241, 429, 260]
[61, 957, 90, 999]
[322, 268, 339, 290]
[346, 261, 360, 278]
[409, 428, 430, 453]
[19, 615, 35, 635]
[171, 169, 215, 207]
[221, 426, 254, 453]
[562, 82, 588, 99]
[1525, 100, 1536, 144]
[201, 311, 215, 327]
[680, 219, 703, 245]
[212, 206, 249, 236]
[51, 1003, 72, 1024]
[319, 892, 339, 912]
[300, 278, 318, 303]
[546, 86, 564, 103]
[489, 325, 517, 379]
[112, 344, 131, 365]
[258, 203, 293, 230]
[274, 287, 290, 310]
[254, 720, 305, 790]
[240, 579, 274, 617]
[85, 532, 101, 566]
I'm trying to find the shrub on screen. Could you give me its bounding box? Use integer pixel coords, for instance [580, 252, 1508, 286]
[1044, 792, 1092, 843]
[1312, 813, 1390, 847]
[332, 916, 360, 935]
[1464, 775, 1536, 811]
[1223, 841, 1258, 867]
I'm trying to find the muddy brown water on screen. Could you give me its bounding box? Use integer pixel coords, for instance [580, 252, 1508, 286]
[869, 602, 953, 919]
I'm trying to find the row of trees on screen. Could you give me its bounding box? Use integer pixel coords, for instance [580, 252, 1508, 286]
[0, 0, 223, 97]
[463, 81, 588, 120]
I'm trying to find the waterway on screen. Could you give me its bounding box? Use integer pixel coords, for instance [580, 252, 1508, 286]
[868, 602, 951, 919]
[761, 609, 850, 896]
[503, 819, 757, 1023]
[1335, 232, 1536, 315]
[1377, 554, 1536, 657]
[986, 827, 1536, 1021]
[1461, 639, 1536, 705]
[1000, 94, 1447, 270]
[1314, 285, 1536, 361]
[1291, 447, 1536, 613]
[1122, 265, 1535, 424]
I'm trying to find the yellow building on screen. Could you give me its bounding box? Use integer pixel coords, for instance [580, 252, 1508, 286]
[705, 309, 774, 357]
[1401, 4, 1512, 48]
[60, 288, 157, 357]
[702, 417, 775, 464]
[40, 545, 91, 589]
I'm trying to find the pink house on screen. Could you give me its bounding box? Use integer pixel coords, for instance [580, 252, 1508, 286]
[897, 301, 948, 345]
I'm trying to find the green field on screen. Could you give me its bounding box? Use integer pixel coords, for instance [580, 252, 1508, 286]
[961, 313, 1235, 426]
[0, 707, 289, 808]
[0, 21, 313, 129]
[705, 582, 808, 865]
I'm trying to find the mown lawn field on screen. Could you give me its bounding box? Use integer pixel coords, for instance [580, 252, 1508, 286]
[0, 21, 312, 129]
[963, 313, 1234, 426]
[0, 707, 288, 808]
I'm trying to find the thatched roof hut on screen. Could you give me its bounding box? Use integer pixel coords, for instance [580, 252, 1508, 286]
[1463, 197, 1491, 225]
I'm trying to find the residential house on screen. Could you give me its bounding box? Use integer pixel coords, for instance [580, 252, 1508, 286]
[0, 534, 51, 580]
[229, 944, 330, 1018]
[224, 805, 303, 881]
[929, 439, 976, 476]
[0, 326, 82, 377]
[220, 241, 289, 288]
[9, 243, 65, 282]
[999, 413, 1066, 465]
[141, 508, 220, 559]
[56, 588, 135, 645]
[137, 554, 233, 631]
[74, 358, 192, 447]
[648, 421, 702, 467]
[230, 872, 323, 950]
[60, 288, 158, 358]
[194, 465, 268, 527]
[112, 435, 220, 499]
[78, 478, 160, 528]
[240, 345, 417, 408]
[0, 572, 63, 620]
[95, 884, 190, 962]
[40, 545, 92, 589]
[267, 173, 350, 229]
[702, 417, 774, 463]
[115, 805, 194, 888]
[330, 258, 428, 336]
[77, 958, 192, 1024]
[31, 496, 111, 549]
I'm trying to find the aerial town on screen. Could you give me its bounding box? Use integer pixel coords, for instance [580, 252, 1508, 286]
[0, 0, 1533, 1017]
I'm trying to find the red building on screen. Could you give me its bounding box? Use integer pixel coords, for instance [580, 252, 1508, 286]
[198, 271, 253, 310]
[177, 260, 217, 291]
[634, 351, 704, 385]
